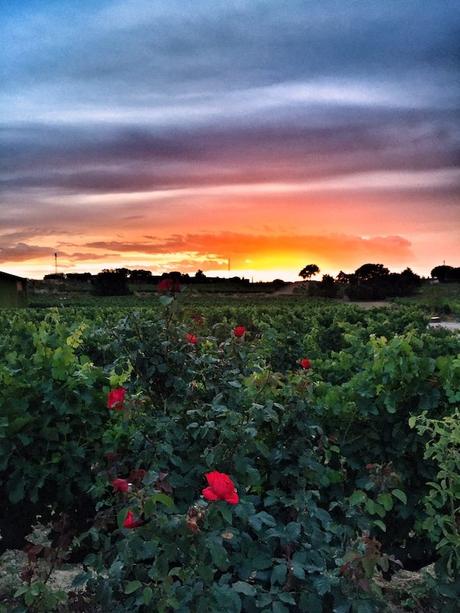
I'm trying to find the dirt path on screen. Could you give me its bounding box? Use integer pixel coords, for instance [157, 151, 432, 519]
[271, 282, 302, 295]
[428, 321, 460, 331]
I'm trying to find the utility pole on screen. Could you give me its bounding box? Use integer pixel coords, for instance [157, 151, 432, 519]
[54, 252, 58, 274]
[228, 257, 231, 272]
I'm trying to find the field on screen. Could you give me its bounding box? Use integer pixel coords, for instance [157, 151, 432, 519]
[27, 279, 286, 309]
[396, 283, 460, 318]
[0, 291, 459, 612]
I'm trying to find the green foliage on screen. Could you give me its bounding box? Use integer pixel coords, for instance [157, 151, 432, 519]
[410, 410, 460, 579]
[14, 581, 67, 612]
[0, 296, 459, 610]
[0, 310, 108, 543]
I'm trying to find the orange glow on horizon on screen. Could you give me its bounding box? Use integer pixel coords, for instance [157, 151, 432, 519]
[1, 183, 459, 280]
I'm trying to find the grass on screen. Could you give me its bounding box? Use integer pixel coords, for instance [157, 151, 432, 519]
[26, 280, 460, 315]
[395, 283, 460, 317]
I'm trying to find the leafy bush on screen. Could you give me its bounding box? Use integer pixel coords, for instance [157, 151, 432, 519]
[0, 310, 109, 546]
[410, 409, 460, 580]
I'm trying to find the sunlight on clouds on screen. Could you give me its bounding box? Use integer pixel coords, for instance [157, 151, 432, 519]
[1, 1, 458, 279]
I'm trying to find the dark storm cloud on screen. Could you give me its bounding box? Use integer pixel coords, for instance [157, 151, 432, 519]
[2, 1, 459, 182]
[2, 106, 459, 194]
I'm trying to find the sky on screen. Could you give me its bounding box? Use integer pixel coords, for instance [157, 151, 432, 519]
[1, 0, 459, 281]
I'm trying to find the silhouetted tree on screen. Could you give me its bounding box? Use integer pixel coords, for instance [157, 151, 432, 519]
[114, 268, 130, 277]
[299, 264, 320, 280]
[400, 268, 422, 288]
[343, 263, 421, 300]
[336, 271, 352, 284]
[66, 272, 92, 282]
[307, 274, 338, 298]
[129, 269, 152, 283]
[431, 265, 460, 283]
[354, 263, 390, 283]
[319, 274, 338, 298]
[92, 269, 131, 296]
[168, 271, 183, 282]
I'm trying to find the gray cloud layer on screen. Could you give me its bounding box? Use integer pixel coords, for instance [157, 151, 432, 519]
[3, 1, 459, 107]
[2, 108, 459, 196]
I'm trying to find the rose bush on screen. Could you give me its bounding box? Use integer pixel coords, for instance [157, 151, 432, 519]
[1, 299, 459, 610]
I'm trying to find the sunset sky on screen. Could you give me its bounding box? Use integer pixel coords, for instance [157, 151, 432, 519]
[1, 0, 459, 280]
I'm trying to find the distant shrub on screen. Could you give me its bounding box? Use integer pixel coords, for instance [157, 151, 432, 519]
[92, 270, 131, 296]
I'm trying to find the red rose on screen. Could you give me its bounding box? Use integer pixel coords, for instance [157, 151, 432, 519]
[202, 471, 239, 505]
[107, 387, 126, 410]
[112, 478, 130, 493]
[233, 325, 246, 338]
[299, 358, 312, 370]
[157, 278, 181, 294]
[123, 510, 143, 529]
[185, 333, 198, 345]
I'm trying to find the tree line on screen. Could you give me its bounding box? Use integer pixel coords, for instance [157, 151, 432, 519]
[297, 263, 458, 300]
[43, 269, 274, 297]
[41, 262, 458, 299]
